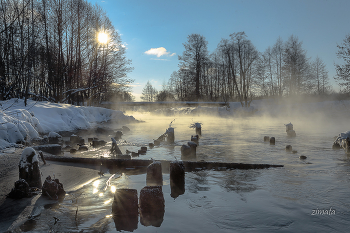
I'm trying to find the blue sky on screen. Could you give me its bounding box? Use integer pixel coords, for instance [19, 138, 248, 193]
[88, 0, 350, 100]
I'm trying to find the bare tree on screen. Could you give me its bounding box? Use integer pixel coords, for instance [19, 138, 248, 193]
[335, 34, 350, 93]
[178, 34, 209, 100]
[230, 32, 259, 107]
[141, 81, 158, 102]
[283, 35, 309, 95]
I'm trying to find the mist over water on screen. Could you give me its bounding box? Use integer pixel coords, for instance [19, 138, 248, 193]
[46, 100, 350, 232]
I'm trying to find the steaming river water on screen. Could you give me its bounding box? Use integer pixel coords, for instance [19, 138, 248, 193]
[30, 112, 350, 232]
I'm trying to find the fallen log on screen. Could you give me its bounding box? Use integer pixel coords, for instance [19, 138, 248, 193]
[44, 155, 284, 172]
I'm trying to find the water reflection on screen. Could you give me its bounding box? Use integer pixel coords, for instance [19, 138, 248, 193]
[139, 186, 165, 227]
[112, 189, 138, 232]
[187, 171, 210, 193]
[170, 161, 185, 198]
[220, 170, 260, 193]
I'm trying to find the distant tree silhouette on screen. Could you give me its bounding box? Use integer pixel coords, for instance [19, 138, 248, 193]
[141, 81, 158, 102]
[335, 34, 350, 92]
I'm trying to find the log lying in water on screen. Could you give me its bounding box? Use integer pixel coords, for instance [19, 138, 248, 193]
[44, 155, 283, 172]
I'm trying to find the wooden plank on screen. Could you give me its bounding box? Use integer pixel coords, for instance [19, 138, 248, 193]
[44, 155, 283, 172]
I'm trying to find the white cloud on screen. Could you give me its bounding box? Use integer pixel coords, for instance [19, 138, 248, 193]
[144, 47, 175, 57]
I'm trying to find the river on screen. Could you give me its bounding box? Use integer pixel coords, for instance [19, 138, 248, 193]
[25, 110, 350, 232]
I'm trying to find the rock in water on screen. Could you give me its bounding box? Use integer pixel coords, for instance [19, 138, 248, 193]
[115, 131, 123, 140]
[42, 175, 66, 200]
[7, 179, 31, 199]
[19, 147, 42, 189]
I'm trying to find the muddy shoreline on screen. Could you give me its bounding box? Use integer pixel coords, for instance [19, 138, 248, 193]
[0, 148, 100, 232]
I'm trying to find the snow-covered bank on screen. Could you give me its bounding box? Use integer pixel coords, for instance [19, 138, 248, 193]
[0, 99, 137, 150]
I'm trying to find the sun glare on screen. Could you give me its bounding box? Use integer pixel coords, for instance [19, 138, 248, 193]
[98, 32, 108, 44]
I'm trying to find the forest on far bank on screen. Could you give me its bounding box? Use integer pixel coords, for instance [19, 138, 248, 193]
[141, 32, 350, 107]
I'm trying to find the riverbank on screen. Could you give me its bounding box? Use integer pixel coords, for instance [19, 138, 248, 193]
[0, 148, 100, 232]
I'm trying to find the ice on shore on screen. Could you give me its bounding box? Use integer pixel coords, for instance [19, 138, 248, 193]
[0, 99, 136, 150]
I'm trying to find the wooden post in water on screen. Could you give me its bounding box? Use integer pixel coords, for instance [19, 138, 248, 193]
[166, 127, 174, 143]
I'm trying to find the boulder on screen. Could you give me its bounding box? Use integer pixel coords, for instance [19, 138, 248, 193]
[92, 139, 107, 147]
[7, 179, 31, 199]
[115, 131, 123, 140]
[286, 145, 292, 151]
[42, 175, 66, 200]
[70, 134, 84, 144]
[48, 132, 62, 144]
[78, 145, 89, 151]
[70, 148, 77, 153]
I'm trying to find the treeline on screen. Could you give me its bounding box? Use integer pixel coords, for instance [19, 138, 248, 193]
[166, 33, 331, 106]
[0, 0, 133, 106]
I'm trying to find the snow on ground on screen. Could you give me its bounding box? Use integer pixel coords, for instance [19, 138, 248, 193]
[0, 99, 137, 150]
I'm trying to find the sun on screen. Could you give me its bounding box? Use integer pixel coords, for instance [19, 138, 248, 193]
[98, 32, 108, 44]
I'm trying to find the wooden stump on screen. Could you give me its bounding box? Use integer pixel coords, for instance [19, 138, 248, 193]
[146, 162, 163, 186]
[18, 147, 42, 189]
[166, 127, 175, 143]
